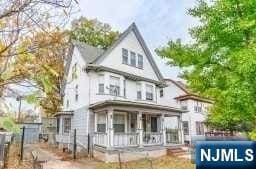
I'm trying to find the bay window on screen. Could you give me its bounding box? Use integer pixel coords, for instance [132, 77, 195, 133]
[98, 74, 105, 94]
[136, 83, 142, 100]
[110, 76, 120, 96]
[146, 84, 153, 101]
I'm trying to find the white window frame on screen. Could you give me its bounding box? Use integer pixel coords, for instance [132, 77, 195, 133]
[146, 84, 154, 101]
[109, 76, 120, 96]
[136, 83, 142, 100]
[130, 51, 136, 67]
[98, 74, 105, 94]
[122, 48, 128, 64]
[63, 117, 71, 134]
[137, 54, 143, 68]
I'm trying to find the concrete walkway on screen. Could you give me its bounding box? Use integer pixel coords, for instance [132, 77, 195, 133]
[24, 144, 101, 169]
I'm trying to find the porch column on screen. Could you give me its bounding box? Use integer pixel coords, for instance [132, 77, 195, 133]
[178, 115, 184, 144]
[107, 108, 114, 148]
[137, 112, 143, 147]
[161, 114, 166, 146]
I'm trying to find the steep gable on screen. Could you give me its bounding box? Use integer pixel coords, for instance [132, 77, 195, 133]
[93, 23, 164, 82]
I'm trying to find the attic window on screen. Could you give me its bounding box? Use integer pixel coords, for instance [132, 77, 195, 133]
[138, 54, 143, 68]
[130, 51, 136, 66]
[122, 48, 128, 64]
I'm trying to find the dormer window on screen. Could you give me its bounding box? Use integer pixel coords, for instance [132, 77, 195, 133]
[138, 54, 143, 69]
[130, 52, 136, 66]
[122, 48, 128, 64]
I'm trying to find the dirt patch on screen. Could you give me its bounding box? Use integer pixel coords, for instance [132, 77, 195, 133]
[5, 144, 33, 169]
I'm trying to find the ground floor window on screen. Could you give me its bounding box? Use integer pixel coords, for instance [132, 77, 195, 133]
[196, 121, 204, 135]
[113, 114, 125, 133]
[97, 113, 106, 133]
[151, 116, 158, 132]
[57, 117, 60, 134]
[63, 117, 71, 133]
[182, 121, 189, 135]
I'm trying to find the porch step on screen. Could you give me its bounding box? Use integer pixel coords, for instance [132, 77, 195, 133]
[167, 147, 188, 156]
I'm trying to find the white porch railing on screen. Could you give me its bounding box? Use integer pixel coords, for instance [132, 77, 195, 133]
[94, 132, 107, 147]
[113, 133, 138, 147]
[143, 132, 162, 145]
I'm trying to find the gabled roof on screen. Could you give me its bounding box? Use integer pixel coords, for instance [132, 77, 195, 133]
[72, 40, 105, 63]
[92, 23, 164, 81]
[164, 78, 213, 104]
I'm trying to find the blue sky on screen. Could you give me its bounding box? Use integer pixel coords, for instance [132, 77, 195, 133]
[78, 0, 199, 79]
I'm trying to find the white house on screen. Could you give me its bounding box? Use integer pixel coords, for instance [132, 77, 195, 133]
[162, 79, 213, 145]
[55, 23, 187, 162]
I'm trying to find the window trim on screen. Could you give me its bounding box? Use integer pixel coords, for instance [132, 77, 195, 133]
[122, 48, 128, 64]
[130, 51, 136, 67]
[146, 84, 154, 101]
[63, 117, 71, 134]
[137, 54, 143, 69]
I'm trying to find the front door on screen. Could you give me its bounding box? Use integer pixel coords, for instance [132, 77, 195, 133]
[142, 114, 158, 132]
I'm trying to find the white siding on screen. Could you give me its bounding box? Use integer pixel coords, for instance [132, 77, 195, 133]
[98, 31, 159, 81]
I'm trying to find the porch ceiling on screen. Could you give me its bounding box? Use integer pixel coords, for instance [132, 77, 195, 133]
[89, 100, 186, 115]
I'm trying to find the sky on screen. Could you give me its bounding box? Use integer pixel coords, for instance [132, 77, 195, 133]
[77, 0, 199, 79]
[4, 0, 199, 113]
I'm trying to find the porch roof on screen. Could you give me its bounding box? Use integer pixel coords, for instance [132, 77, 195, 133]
[89, 100, 186, 114]
[54, 111, 74, 117]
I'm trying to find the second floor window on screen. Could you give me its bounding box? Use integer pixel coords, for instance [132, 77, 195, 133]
[194, 101, 202, 113]
[146, 84, 153, 101]
[136, 83, 142, 100]
[130, 52, 136, 66]
[110, 76, 120, 96]
[122, 48, 128, 64]
[98, 75, 105, 94]
[137, 54, 143, 68]
[183, 121, 189, 135]
[75, 85, 78, 102]
[196, 121, 204, 135]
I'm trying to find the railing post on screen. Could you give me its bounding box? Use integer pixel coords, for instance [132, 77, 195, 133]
[161, 114, 166, 146]
[137, 112, 143, 147]
[107, 108, 114, 149]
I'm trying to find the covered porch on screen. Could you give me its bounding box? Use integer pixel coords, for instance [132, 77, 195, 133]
[90, 100, 184, 149]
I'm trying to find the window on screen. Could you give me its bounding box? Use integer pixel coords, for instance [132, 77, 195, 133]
[181, 101, 188, 110]
[194, 101, 202, 113]
[160, 88, 164, 97]
[122, 48, 128, 64]
[137, 54, 143, 68]
[130, 51, 136, 66]
[151, 116, 158, 132]
[136, 83, 142, 100]
[196, 121, 204, 135]
[110, 76, 120, 96]
[98, 74, 105, 94]
[57, 118, 60, 134]
[75, 85, 78, 102]
[183, 121, 189, 135]
[66, 99, 69, 108]
[72, 63, 78, 80]
[146, 84, 153, 101]
[97, 114, 106, 132]
[63, 117, 71, 133]
[113, 114, 125, 133]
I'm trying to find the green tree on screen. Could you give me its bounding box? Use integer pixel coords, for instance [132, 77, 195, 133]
[71, 17, 119, 49]
[156, 0, 256, 134]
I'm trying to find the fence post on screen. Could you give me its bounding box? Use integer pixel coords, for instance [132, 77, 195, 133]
[87, 134, 90, 156]
[118, 150, 122, 169]
[73, 129, 77, 160]
[20, 126, 25, 161]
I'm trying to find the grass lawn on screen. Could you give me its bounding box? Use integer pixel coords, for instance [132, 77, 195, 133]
[96, 156, 195, 169]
